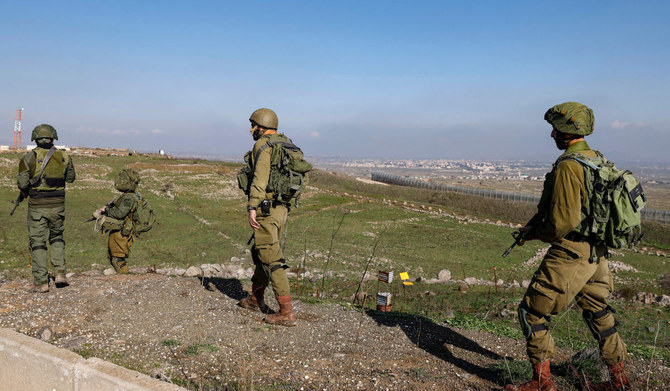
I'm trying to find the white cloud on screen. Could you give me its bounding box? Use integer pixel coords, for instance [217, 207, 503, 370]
[611, 120, 645, 129]
[151, 128, 164, 134]
[112, 129, 140, 135]
[310, 131, 321, 139]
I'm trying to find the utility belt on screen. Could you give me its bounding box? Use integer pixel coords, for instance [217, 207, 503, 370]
[29, 189, 65, 198]
[564, 232, 609, 263]
[564, 232, 590, 243]
[258, 199, 289, 215]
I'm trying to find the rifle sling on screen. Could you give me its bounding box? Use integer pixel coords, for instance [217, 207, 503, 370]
[29, 146, 57, 187]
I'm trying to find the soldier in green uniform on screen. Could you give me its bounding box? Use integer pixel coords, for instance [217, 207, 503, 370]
[93, 168, 141, 274]
[504, 102, 630, 391]
[237, 108, 297, 327]
[17, 124, 76, 293]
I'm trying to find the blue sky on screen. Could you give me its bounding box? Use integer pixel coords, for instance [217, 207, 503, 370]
[1, 1, 668, 162]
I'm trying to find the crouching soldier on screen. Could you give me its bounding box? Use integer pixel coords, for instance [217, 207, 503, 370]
[93, 168, 142, 274]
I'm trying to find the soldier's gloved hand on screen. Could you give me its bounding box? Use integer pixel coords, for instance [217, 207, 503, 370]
[518, 225, 532, 245]
[93, 209, 101, 219]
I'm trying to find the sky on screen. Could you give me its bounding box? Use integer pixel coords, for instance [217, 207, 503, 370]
[1, 1, 669, 162]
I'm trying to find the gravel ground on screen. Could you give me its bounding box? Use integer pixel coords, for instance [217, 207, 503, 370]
[1, 272, 668, 390]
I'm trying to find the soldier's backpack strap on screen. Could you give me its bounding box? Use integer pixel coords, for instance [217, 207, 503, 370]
[29, 146, 57, 187]
[254, 141, 275, 162]
[253, 141, 299, 162]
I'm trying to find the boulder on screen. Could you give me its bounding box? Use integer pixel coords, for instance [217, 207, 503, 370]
[437, 269, 451, 282]
[184, 266, 201, 277]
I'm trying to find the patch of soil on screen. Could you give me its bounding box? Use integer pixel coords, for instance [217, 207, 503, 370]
[0, 273, 667, 390]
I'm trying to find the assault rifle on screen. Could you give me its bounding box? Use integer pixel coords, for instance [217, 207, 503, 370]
[502, 231, 528, 258]
[9, 192, 26, 216]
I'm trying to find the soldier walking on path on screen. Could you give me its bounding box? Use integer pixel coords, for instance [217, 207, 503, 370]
[16, 124, 75, 293]
[237, 108, 298, 327]
[505, 102, 630, 391]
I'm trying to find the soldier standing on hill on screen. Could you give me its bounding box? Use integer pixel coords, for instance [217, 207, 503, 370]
[17, 124, 76, 292]
[504, 102, 630, 391]
[237, 108, 297, 327]
[93, 168, 141, 274]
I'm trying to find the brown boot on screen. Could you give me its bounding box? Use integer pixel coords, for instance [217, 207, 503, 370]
[264, 295, 297, 327]
[504, 361, 556, 391]
[110, 257, 129, 274]
[238, 284, 269, 313]
[31, 283, 49, 293]
[55, 273, 69, 287]
[585, 362, 631, 391]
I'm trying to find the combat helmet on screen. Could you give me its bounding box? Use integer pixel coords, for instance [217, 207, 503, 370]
[114, 168, 141, 192]
[249, 108, 278, 130]
[31, 124, 59, 141]
[544, 102, 594, 136]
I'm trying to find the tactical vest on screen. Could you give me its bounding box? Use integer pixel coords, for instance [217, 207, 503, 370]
[238, 133, 312, 206]
[29, 148, 70, 192]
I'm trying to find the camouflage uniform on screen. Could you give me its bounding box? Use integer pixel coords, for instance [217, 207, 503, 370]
[506, 102, 629, 391]
[103, 193, 139, 273]
[100, 168, 140, 274]
[248, 134, 291, 297]
[238, 108, 297, 327]
[17, 146, 75, 287]
[521, 140, 626, 366]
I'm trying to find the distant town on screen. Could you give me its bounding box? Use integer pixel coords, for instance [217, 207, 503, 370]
[315, 157, 550, 182]
[312, 157, 670, 186]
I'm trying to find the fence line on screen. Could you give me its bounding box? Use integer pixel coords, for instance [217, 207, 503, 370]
[370, 172, 670, 224]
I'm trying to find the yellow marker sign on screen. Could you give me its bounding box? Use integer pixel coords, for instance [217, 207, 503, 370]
[400, 272, 413, 286]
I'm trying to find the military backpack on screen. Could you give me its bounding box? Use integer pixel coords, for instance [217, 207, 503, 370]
[238, 134, 312, 206]
[564, 152, 646, 249]
[129, 192, 156, 236]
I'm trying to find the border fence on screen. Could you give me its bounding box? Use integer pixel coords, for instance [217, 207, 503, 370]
[371, 172, 670, 224]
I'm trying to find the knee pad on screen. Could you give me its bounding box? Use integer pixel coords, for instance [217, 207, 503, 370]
[518, 301, 551, 340]
[269, 258, 289, 274]
[49, 238, 65, 246]
[582, 305, 619, 341]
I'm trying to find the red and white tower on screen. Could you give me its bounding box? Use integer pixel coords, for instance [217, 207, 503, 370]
[12, 107, 24, 150]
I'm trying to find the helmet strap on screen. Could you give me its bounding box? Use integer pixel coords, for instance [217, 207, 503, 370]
[252, 126, 265, 141]
[36, 138, 54, 147]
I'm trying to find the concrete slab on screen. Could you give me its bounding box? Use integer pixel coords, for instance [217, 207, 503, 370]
[0, 328, 185, 391]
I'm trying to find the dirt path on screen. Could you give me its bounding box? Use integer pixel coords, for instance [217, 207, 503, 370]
[0, 272, 667, 390]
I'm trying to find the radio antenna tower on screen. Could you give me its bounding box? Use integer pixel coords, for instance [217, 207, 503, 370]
[12, 107, 24, 150]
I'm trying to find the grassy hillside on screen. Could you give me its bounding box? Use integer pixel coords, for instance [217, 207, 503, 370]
[1, 152, 668, 366]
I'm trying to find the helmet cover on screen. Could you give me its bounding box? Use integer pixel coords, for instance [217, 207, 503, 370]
[544, 102, 594, 136]
[114, 168, 141, 192]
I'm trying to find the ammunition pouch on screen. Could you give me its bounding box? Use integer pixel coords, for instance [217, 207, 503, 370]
[101, 217, 124, 233]
[121, 216, 135, 236]
[237, 151, 253, 195]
